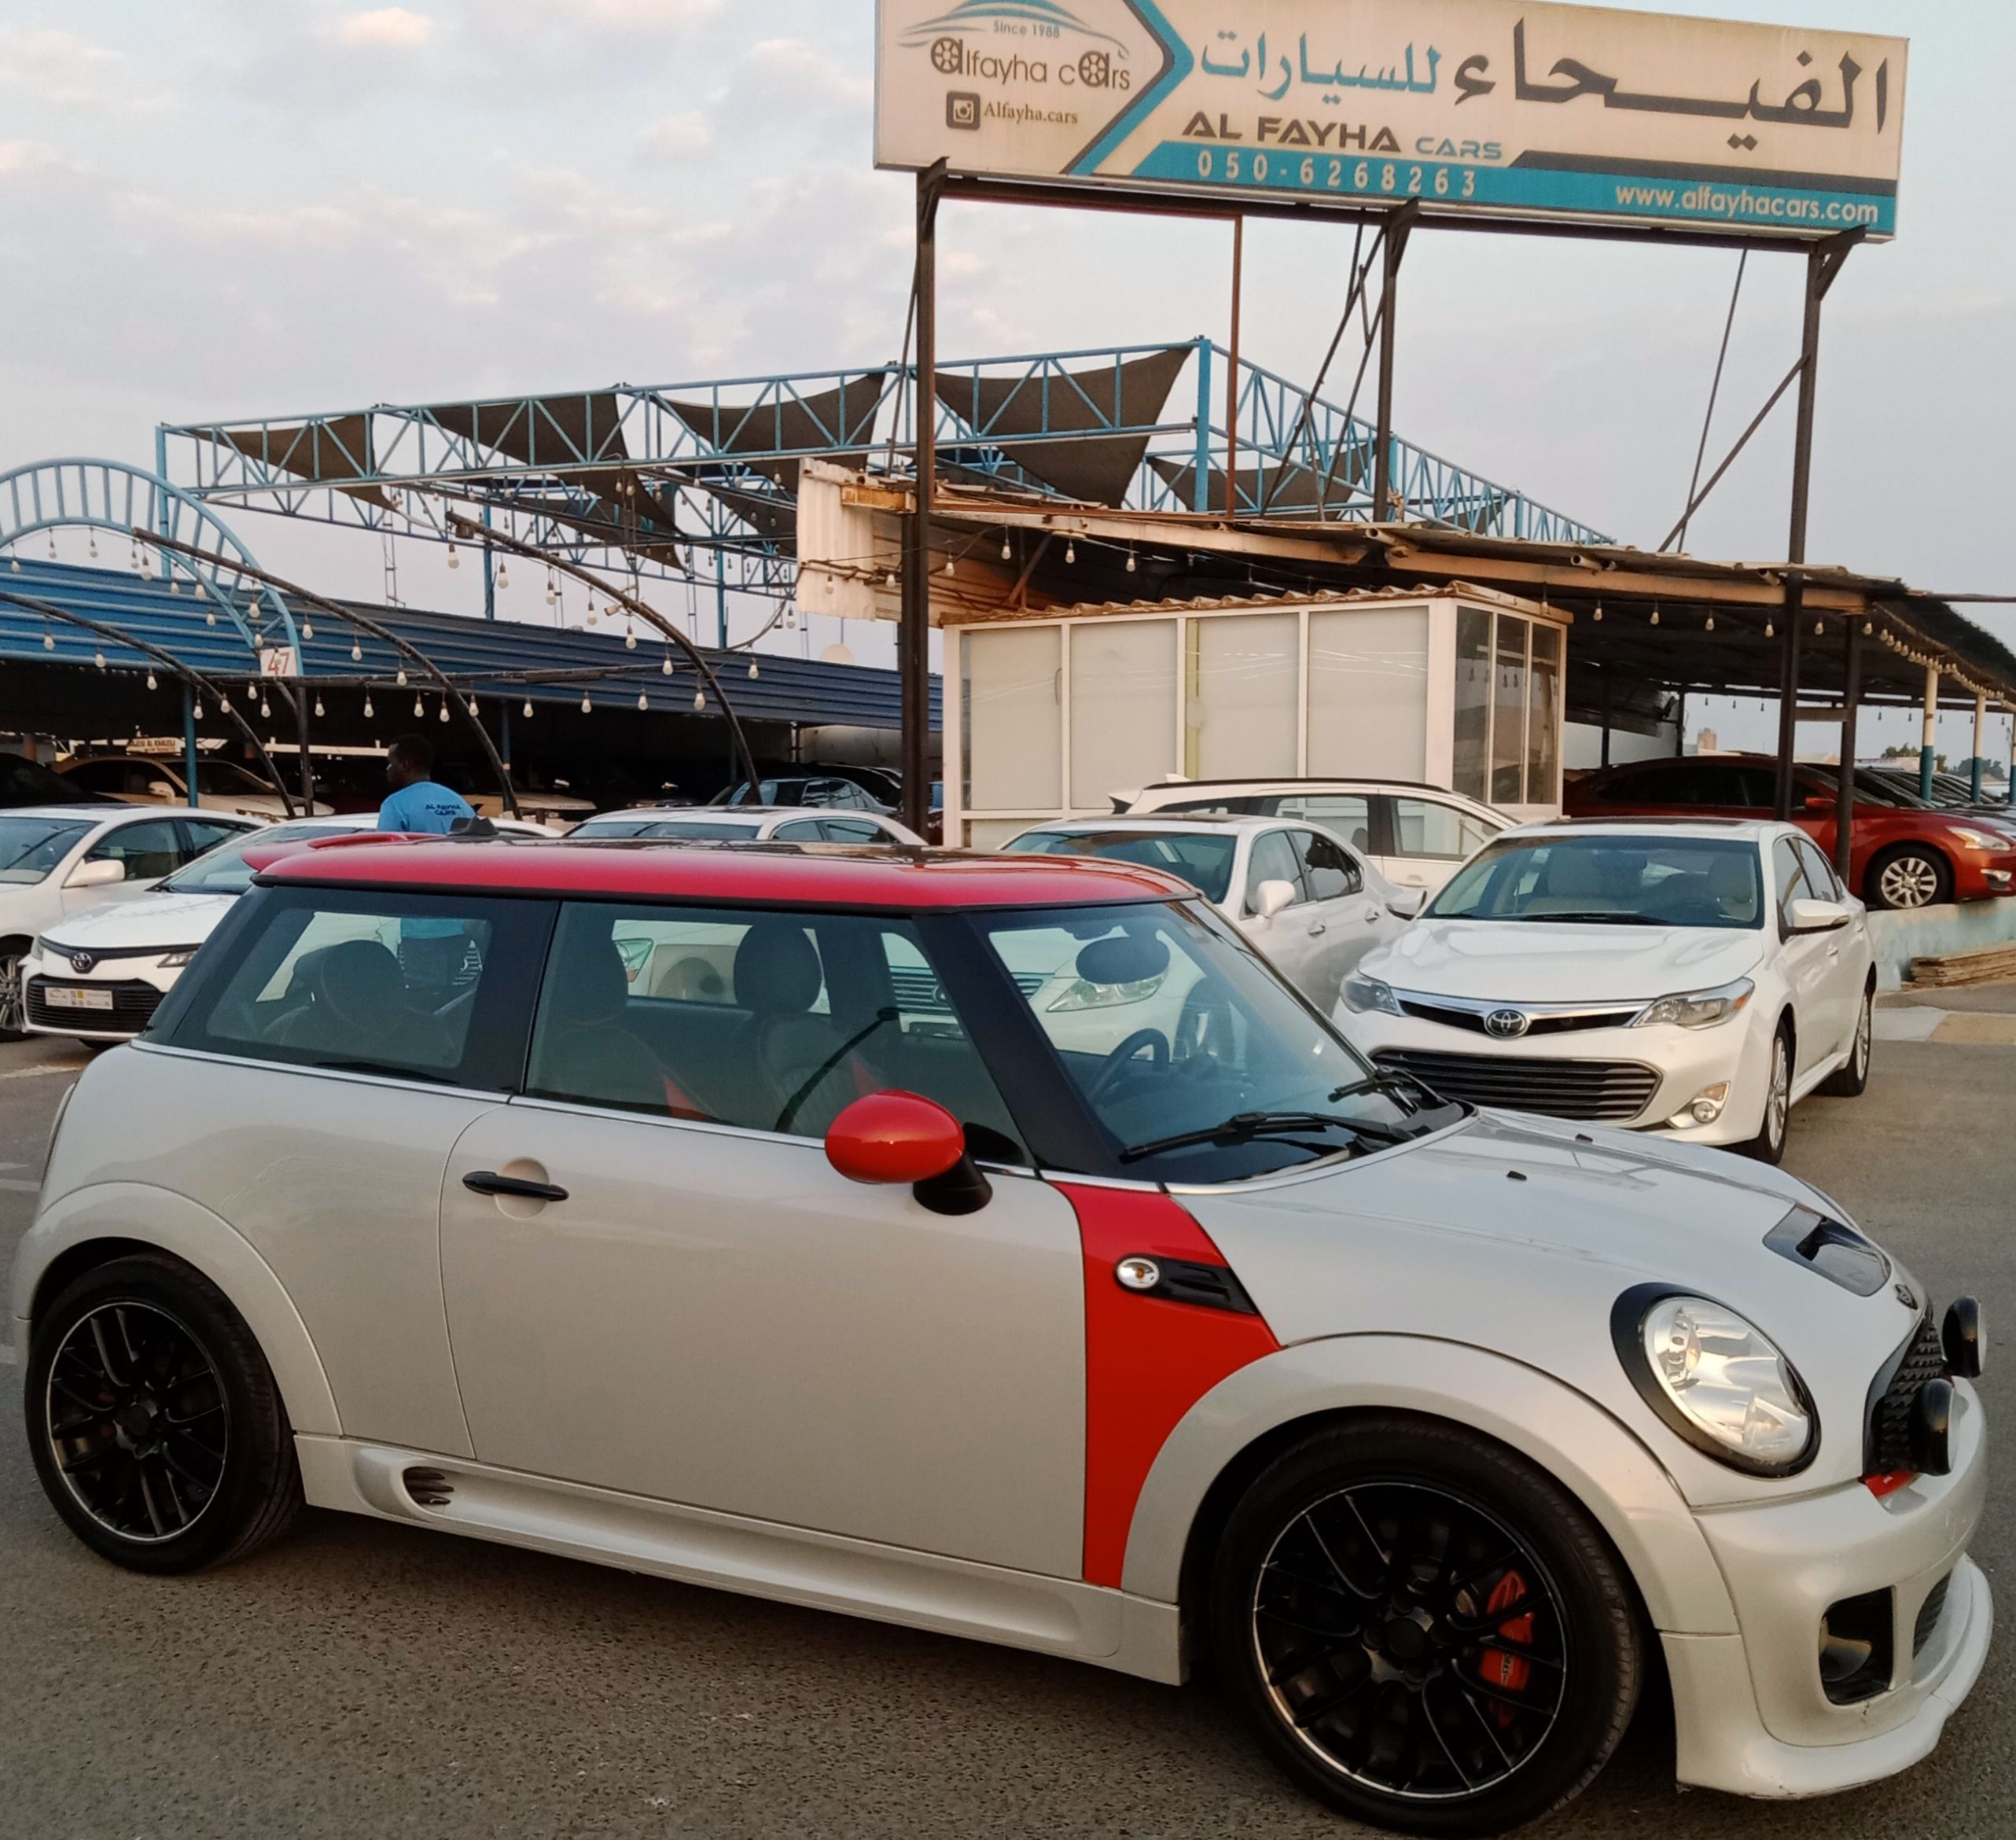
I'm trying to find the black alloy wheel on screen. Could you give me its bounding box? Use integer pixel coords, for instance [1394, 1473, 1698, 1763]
[1212, 1417, 1640, 1837]
[25, 1253, 302, 1573]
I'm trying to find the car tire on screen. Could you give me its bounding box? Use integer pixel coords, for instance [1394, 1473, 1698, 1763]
[1208, 1415, 1642, 1838]
[1867, 846, 1952, 911]
[1819, 986, 1874, 1098]
[24, 1252, 303, 1574]
[1741, 1022, 1793, 1165]
[0, 944, 28, 1041]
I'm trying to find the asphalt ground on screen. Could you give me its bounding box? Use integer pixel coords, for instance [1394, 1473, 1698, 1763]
[1, 1014, 2012, 1840]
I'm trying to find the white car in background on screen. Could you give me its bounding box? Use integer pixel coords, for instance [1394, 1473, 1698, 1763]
[20, 813, 550, 1044]
[1120, 778, 1507, 896]
[567, 806, 925, 846]
[1337, 820, 1877, 1165]
[54, 753, 334, 819]
[0, 806, 265, 1039]
[999, 815, 1417, 1011]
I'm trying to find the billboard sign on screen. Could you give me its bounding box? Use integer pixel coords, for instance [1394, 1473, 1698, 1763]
[874, 2, 1906, 240]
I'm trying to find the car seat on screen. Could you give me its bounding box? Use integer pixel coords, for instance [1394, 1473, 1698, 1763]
[730, 919, 852, 1132]
[532, 933, 668, 1110]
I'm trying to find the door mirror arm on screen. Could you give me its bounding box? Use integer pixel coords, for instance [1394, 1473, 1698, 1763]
[912, 1156, 994, 1217]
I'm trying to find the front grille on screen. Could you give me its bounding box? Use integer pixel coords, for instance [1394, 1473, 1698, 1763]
[1396, 999, 1640, 1038]
[1867, 1312, 1948, 1476]
[1374, 1050, 1660, 1123]
[1914, 1574, 1952, 1658]
[25, 978, 163, 1034]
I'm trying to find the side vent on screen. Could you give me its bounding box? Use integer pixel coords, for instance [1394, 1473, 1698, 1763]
[403, 1467, 455, 1509]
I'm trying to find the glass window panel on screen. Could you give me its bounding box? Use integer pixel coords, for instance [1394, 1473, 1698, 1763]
[1392, 797, 1499, 862]
[1306, 608, 1429, 780]
[1293, 830, 1361, 901]
[1071, 619, 1176, 808]
[1452, 606, 1492, 803]
[1186, 613, 1299, 780]
[88, 819, 183, 881]
[1526, 624, 1562, 808]
[1492, 616, 1530, 806]
[1245, 830, 1304, 912]
[964, 626, 1061, 812]
[1275, 793, 1372, 854]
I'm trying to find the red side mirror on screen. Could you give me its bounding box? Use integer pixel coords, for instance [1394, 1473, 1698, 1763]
[1804, 794, 1834, 814]
[826, 1092, 991, 1214]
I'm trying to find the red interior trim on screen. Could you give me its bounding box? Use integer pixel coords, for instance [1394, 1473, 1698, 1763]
[1054, 1183, 1278, 1589]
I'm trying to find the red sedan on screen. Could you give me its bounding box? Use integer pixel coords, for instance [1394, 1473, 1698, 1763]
[1565, 755, 2016, 910]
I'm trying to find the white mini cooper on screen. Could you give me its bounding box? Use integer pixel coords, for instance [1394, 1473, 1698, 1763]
[12, 838, 1989, 1835]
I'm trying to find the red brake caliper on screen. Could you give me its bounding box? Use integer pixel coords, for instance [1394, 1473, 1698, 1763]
[1477, 1572, 1533, 1721]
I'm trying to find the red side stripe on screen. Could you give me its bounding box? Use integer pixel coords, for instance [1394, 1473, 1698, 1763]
[1054, 1183, 1279, 1589]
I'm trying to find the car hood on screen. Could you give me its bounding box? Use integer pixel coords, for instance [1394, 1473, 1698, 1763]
[1361, 918, 1761, 1004]
[39, 888, 238, 950]
[1182, 1110, 1926, 1503]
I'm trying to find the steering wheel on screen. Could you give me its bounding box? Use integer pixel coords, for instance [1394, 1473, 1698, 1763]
[1089, 1027, 1169, 1102]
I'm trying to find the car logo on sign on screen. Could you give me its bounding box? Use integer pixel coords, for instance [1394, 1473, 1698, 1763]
[69, 953, 94, 974]
[1484, 1009, 1530, 1040]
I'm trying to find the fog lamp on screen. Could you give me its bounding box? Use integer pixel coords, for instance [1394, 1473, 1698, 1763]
[1668, 1083, 1731, 1129]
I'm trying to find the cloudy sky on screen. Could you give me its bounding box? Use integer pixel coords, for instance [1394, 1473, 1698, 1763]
[0, 0, 2009, 755]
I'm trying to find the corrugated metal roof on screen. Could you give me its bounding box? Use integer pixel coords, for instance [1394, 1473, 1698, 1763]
[0, 560, 937, 730]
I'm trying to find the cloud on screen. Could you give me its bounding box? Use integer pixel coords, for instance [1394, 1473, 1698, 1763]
[336, 8, 433, 49]
[0, 25, 164, 110]
[635, 112, 712, 160]
[0, 140, 55, 182]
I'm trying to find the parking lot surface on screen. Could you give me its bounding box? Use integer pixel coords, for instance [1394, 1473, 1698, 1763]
[2, 1015, 2011, 1840]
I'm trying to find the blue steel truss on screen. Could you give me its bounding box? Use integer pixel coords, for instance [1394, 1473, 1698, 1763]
[160, 339, 1607, 602]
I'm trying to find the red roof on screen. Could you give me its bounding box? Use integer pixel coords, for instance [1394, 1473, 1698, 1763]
[257, 838, 1190, 909]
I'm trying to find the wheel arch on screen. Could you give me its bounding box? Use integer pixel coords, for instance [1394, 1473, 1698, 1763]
[13, 1183, 339, 1437]
[1129, 1336, 1739, 1648]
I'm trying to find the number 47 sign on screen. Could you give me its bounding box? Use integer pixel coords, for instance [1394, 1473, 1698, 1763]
[874, 0, 1905, 240]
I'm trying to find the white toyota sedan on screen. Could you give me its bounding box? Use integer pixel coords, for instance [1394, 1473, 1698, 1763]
[11, 841, 1987, 1834]
[1336, 821, 1877, 1164]
[999, 815, 1418, 1011]
[566, 804, 924, 846]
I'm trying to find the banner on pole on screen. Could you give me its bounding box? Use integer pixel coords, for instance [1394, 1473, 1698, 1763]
[874, 1, 1906, 240]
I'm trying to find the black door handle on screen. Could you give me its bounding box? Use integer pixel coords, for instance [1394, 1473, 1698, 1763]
[462, 1171, 569, 1203]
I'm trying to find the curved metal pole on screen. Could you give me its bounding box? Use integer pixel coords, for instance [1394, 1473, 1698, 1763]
[137, 529, 522, 819]
[0, 587, 300, 816]
[441, 510, 765, 803]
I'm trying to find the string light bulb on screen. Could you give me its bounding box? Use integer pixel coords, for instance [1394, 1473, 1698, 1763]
[693, 689, 706, 711]
[1126, 548, 1138, 573]
[581, 693, 593, 714]
[301, 619, 315, 640]
[748, 660, 760, 679]
[94, 648, 106, 670]
[395, 667, 407, 687]
[259, 697, 271, 719]
[314, 694, 325, 717]
[146, 671, 158, 690]
[661, 653, 674, 677]
[42, 631, 53, 651]
[206, 605, 219, 627]
[637, 691, 649, 712]
[193, 701, 204, 721]
[1705, 616, 1716, 632]
[944, 553, 956, 576]
[497, 563, 510, 590]
[1815, 620, 1825, 637]
[438, 698, 451, 723]
[447, 542, 460, 570]
[523, 697, 534, 719]
[414, 694, 425, 717]
[624, 620, 637, 651]
[351, 639, 363, 662]
[1592, 603, 1603, 622]
[1765, 620, 1775, 638]
[1001, 535, 1013, 561]
[89, 535, 98, 560]
[1065, 540, 1077, 565]
[363, 694, 374, 719]
[1650, 608, 1661, 627]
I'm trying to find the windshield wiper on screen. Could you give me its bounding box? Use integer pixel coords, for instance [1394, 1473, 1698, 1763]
[1330, 1070, 1456, 1117]
[1507, 911, 1666, 926]
[1120, 1109, 1408, 1165]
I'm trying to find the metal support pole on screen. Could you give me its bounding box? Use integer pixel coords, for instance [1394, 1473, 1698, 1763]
[182, 683, 200, 811]
[901, 164, 945, 839]
[713, 546, 728, 652]
[1971, 693, 1988, 802]
[1774, 583, 1803, 821]
[1599, 669, 1612, 770]
[1192, 337, 1212, 512]
[1835, 618, 1862, 883]
[1225, 217, 1244, 514]
[1922, 665, 1940, 800]
[2008, 713, 2015, 808]
[1372, 213, 1414, 521]
[1675, 692, 1687, 759]
[481, 502, 496, 622]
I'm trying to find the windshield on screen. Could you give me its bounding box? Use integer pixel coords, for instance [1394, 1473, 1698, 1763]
[192, 760, 274, 796]
[1001, 830, 1241, 906]
[573, 818, 759, 841]
[166, 822, 369, 894]
[0, 816, 92, 884]
[1430, 835, 1764, 929]
[979, 900, 1459, 1183]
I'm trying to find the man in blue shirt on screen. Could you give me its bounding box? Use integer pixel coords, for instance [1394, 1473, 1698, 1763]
[380, 734, 476, 834]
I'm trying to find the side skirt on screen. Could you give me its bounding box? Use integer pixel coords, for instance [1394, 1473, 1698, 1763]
[296, 1436, 1183, 1685]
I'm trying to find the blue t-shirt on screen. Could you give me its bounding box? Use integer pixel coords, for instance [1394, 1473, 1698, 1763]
[380, 781, 476, 835]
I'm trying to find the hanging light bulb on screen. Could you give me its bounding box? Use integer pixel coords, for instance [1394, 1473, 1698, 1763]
[1764, 620, 1775, 638]
[219, 695, 231, 715]
[395, 667, 408, 686]
[748, 660, 760, 679]
[146, 671, 158, 690]
[301, 619, 314, 640]
[438, 698, 451, 723]
[89, 535, 98, 560]
[497, 563, 510, 589]
[523, 697, 534, 719]
[693, 689, 706, 712]
[1065, 540, 1077, 565]
[1815, 620, 1825, 637]
[313, 694, 325, 717]
[246, 682, 258, 701]
[1127, 547, 1139, 574]
[193, 700, 204, 721]
[1592, 603, 1603, 622]
[448, 541, 460, 570]
[944, 553, 956, 576]
[42, 631, 53, 651]
[624, 624, 637, 652]
[8, 551, 18, 572]
[1864, 620, 1874, 636]
[884, 568, 898, 588]
[94, 648, 107, 670]
[48, 535, 57, 559]
[661, 653, 674, 677]
[581, 693, 593, 714]
[1705, 616, 1716, 633]
[1650, 609, 1661, 627]
[637, 691, 649, 712]
[351, 639, 363, 662]
[414, 694, 425, 717]
[259, 696, 271, 719]
[169, 576, 181, 595]
[205, 605, 218, 627]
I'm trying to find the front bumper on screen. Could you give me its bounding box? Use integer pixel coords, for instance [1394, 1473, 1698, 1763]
[20, 952, 182, 1041]
[1954, 848, 2016, 900]
[1666, 1381, 1991, 1797]
[1335, 1006, 1769, 1146]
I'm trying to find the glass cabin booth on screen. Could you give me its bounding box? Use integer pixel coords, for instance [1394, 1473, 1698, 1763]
[946, 589, 1569, 848]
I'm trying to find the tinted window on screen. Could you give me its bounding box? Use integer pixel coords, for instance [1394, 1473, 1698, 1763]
[1277, 793, 1372, 852]
[1002, 830, 1240, 907]
[167, 822, 368, 895]
[1245, 831, 1305, 911]
[817, 819, 885, 844]
[771, 819, 828, 843]
[1431, 837, 1765, 929]
[1773, 837, 1816, 916]
[64, 760, 131, 794]
[1293, 829, 1361, 900]
[0, 816, 90, 884]
[0, 753, 92, 804]
[182, 819, 250, 860]
[1793, 837, 1843, 903]
[525, 902, 1025, 1157]
[88, 819, 183, 881]
[1392, 797, 1497, 862]
[157, 886, 550, 1086]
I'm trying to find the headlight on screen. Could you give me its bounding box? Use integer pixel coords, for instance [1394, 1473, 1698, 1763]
[1047, 972, 1164, 1012]
[1630, 977, 1753, 1030]
[1341, 973, 1403, 1017]
[1614, 1289, 1816, 1476]
[158, 948, 200, 969]
[1948, 826, 2003, 852]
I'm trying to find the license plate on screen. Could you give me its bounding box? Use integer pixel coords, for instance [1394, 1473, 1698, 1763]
[44, 985, 116, 1011]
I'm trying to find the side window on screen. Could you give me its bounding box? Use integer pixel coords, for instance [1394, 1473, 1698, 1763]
[1293, 828, 1362, 900]
[819, 819, 884, 844]
[179, 819, 248, 862]
[1391, 797, 1495, 861]
[771, 819, 826, 843]
[156, 888, 546, 1086]
[88, 819, 183, 881]
[1772, 837, 1816, 920]
[65, 760, 123, 794]
[1277, 794, 1373, 854]
[524, 903, 1026, 1157]
[1246, 830, 1306, 913]
[1793, 837, 1842, 903]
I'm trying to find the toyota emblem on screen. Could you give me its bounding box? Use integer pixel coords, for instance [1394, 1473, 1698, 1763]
[69, 953, 94, 975]
[1484, 1009, 1530, 1040]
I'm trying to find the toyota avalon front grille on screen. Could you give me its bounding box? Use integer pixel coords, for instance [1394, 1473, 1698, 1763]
[1373, 1051, 1660, 1124]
